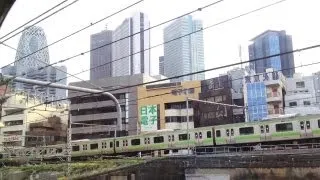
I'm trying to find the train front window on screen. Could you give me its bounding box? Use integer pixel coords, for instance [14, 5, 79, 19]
[239, 127, 254, 135]
[276, 123, 293, 132]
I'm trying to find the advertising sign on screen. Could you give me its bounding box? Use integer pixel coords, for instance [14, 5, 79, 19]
[140, 105, 157, 131]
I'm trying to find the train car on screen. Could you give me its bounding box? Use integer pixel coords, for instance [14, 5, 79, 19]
[214, 114, 320, 146]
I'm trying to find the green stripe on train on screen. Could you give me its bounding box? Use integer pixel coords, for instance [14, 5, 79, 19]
[271, 131, 300, 138]
[235, 135, 260, 143]
[312, 129, 320, 135]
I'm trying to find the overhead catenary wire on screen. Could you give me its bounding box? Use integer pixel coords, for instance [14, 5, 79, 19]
[0, 0, 303, 118]
[52, 0, 288, 84]
[0, 0, 224, 76]
[0, 0, 80, 46]
[0, 0, 68, 41]
[3, 43, 320, 122]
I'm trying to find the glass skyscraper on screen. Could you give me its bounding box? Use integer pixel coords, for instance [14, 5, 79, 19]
[248, 30, 295, 78]
[112, 12, 150, 77]
[90, 30, 113, 80]
[163, 15, 205, 82]
[246, 82, 268, 121]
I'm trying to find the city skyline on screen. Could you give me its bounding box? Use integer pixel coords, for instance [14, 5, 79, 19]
[0, 0, 319, 83]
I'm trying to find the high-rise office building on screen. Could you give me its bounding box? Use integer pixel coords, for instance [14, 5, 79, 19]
[163, 15, 205, 82]
[14, 26, 50, 75]
[90, 30, 113, 80]
[2, 26, 67, 98]
[112, 12, 150, 77]
[248, 30, 295, 78]
[159, 56, 164, 75]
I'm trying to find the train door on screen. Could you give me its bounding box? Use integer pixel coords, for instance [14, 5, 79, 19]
[194, 132, 203, 146]
[168, 134, 175, 148]
[144, 137, 150, 150]
[260, 125, 271, 141]
[225, 128, 235, 144]
[300, 120, 312, 138]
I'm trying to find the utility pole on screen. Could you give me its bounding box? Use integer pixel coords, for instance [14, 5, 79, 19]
[186, 94, 190, 155]
[67, 110, 71, 179]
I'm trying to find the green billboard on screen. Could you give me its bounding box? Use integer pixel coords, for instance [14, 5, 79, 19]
[140, 105, 157, 131]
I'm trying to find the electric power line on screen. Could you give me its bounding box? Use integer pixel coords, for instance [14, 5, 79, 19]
[0, 0, 80, 45]
[0, 0, 224, 79]
[0, 0, 68, 41]
[0, 0, 307, 119]
[51, 0, 288, 84]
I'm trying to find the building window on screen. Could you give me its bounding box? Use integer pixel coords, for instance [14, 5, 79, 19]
[296, 81, 305, 88]
[304, 101, 311, 106]
[289, 102, 297, 107]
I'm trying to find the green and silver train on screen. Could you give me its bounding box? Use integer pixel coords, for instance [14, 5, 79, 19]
[4, 114, 320, 158]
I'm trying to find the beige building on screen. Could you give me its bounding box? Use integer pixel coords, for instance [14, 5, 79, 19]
[0, 91, 68, 148]
[137, 80, 201, 132]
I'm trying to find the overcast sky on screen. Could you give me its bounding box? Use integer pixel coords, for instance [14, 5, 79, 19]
[0, 0, 320, 84]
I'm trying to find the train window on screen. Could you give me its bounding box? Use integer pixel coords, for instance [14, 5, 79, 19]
[195, 132, 198, 139]
[179, 134, 188, 141]
[276, 123, 293, 132]
[260, 126, 264, 133]
[168, 135, 171, 142]
[144, 138, 148, 144]
[207, 131, 212, 138]
[123, 140, 125, 146]
[148, 138, 150, 144]
[318, 119, 320, 128]
[300, 121, 304, 130]
[154, 136, 164, 143]
[126, 140, 128, 146]
[110, 142, 113, 148]
[226, 129, 230, 136]
[90, 143, 98, 150]
[116, 141, 119, 147]
[266, 125, 269, 133]
[57, 148, 62, 153]
[131, 139, 140, 146]
[172, 135, 175, 141]
[72, 146, 79, 151]
[230, 129, 234, 136]
[199, 132, 202, 139]
[239, 127, 254, 135]
[83, 144, 87, 151]
[216, 130, 221, 137]
[102, 142, 107, 149]
[306, 121, 310, 129]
